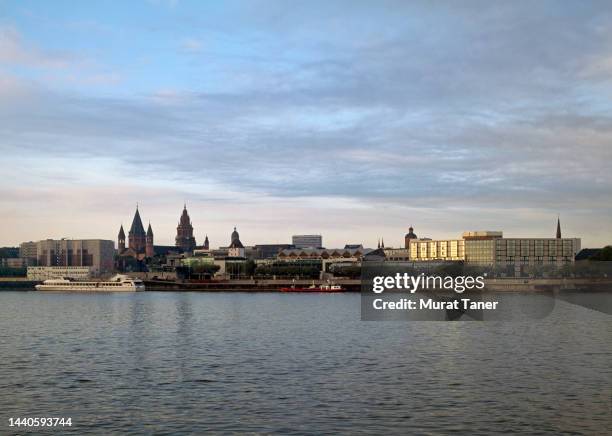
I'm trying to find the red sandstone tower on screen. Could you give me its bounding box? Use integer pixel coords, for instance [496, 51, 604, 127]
[175, 204, 196, 253]
[146, 223, 154, 257]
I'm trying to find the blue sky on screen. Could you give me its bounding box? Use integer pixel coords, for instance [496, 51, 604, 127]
[1, 0, 611, 248]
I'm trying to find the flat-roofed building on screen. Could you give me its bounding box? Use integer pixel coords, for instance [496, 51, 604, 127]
[410, 239, 466, 262]
[34, 239, 114, 275]
[27, 266, 92, 280]
[19, 241, 38, 264]
[1, 258, 27, 268]
[292, 235, 323, 249]
[278, 247, 371, 261]
[409, 231, 580, 267]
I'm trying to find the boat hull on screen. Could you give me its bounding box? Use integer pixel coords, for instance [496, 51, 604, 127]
[280, 287, 345, 293]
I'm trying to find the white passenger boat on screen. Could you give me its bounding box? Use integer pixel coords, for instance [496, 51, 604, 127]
[35, 275, 145, 292]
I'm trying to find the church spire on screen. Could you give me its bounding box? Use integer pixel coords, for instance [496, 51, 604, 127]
[556, 216, 561, 239]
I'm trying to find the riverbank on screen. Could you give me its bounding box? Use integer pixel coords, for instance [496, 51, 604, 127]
[1, 277, 610, 292]
[0, 278, 38, 290]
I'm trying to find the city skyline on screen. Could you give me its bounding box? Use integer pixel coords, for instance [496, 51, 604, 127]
[9, 203, 583, 250]
[1, 1, 611, 248]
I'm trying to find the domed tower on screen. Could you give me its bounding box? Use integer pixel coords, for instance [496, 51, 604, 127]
[118, 225, 126, 252]
[146, 223, 154, 258]
[203, 235, 209, 250]
[404, 226, 418, 249]
[175, 204, 196, 253]
[228, 227, 245, 258]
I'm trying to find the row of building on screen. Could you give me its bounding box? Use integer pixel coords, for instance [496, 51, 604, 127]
[11, 212, 583, 280]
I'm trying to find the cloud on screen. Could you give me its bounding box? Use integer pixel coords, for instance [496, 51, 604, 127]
[1, 2, 612, 247]
[0, 26, 75, 68]
[179, 38, 204, 53]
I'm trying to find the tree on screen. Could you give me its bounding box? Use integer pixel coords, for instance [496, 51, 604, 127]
[591, 246, 612, 261]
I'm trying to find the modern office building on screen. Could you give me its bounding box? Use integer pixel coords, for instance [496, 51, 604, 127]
[292, 235, 323, 249]
[409, 230, 581, 267]
[19, 241, 38, 264]
[33, 239, 115, 274]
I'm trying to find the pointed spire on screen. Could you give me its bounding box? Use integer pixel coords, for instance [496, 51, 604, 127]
[381, 238, 385, 248]
[377, 239, 380, 249]
[118, 224, 125, 239]
[556, 215, 562, 239]
[147, 222, 153, 237]
[130, 206, 146, 236]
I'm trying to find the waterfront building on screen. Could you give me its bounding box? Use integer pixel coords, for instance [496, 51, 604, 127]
[408, 226, 580, 267]
[19, 241, 38, 264]
[409, 238, 466, 262]
[292, 235, 323, 249]
[228, 227, 246, 258]
[278, 247, 372, 261]
[182, 254, 215, 268]
[34, 239, 114, 274]
[27, 266, 92, 280]
[1, 258, 28, 268]
[252, 244, 295, 259]
[176, 205, 197, 253]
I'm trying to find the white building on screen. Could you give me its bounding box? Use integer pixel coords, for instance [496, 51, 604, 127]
[27, 266, 92, 280]
[228, 227, 246, 258]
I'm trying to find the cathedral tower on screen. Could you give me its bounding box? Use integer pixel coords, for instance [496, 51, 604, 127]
[118, 225, 125, 252]
[146, 223, 155, 257]
[176, 204, 196, 253]
[128, 206, 147, 254]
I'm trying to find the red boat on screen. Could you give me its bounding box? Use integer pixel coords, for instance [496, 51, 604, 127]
[280, 284, 345, 292]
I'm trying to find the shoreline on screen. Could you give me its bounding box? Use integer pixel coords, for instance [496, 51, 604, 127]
[2, 277, 610, 292]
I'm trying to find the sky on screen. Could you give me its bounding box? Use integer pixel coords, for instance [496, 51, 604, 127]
[0, 0, 611, 249]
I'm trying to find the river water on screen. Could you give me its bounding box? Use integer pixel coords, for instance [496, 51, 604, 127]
[0, 291, 610, 434]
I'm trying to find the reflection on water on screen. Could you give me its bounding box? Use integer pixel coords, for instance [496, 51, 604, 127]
[0, 291, 610, 434]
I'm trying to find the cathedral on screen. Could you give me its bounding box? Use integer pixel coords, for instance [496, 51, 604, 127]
[118, 206, 154, 261]
[176, 204, 197, 253]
